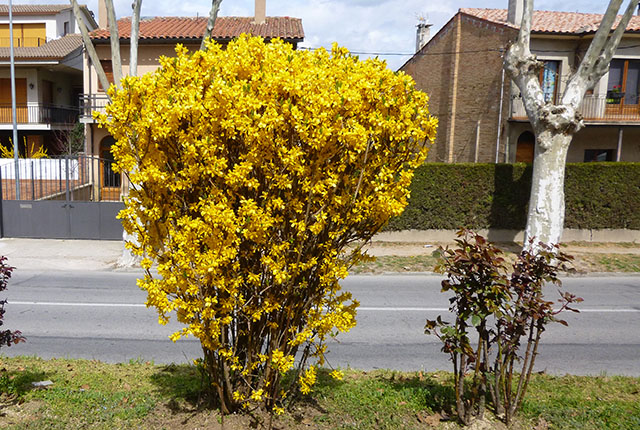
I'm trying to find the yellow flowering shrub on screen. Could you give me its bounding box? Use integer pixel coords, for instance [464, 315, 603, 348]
[99, 35, 436, 413]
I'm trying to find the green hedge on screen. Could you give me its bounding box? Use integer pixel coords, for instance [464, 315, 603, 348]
[386, 163, 640, 231]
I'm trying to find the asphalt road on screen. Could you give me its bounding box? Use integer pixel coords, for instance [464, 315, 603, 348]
[3, 270, 640, 375]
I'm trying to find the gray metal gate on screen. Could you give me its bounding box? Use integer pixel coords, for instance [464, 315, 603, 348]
[0, 155, 124, 240]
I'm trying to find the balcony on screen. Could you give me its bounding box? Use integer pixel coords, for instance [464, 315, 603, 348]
[510, 95, 640, 123]
[0, 103, 78, 126]
[79, 94, 109, 123]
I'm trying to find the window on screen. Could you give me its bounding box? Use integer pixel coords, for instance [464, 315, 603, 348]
[539, 60, 560, 103]
[97, 60, 114, 92]
[63, 22, 69, 36]
[584, 149, 614, 162]
[607, 59, 640, 105]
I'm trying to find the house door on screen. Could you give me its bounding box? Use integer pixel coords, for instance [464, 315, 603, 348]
[515, 131, 535, 163]
[0, 78, 28, 123]
[99, 137, 121, 201]
[42, 80, 53, 105]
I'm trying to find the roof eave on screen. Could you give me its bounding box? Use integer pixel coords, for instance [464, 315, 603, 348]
[0, 57, 62, 63]
[91, 36, 304, 44]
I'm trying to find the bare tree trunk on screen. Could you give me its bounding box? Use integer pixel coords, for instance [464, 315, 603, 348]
[75, 0, 223, 266]
[201, 0, 223, 51]
[70, 0, 111, 98]
[118, 0, 144, 268]
[524, 132, 571, 248]
[504, 0, 639, 252]
[105, 0, 123, 89]
[130, 0, 142, 76]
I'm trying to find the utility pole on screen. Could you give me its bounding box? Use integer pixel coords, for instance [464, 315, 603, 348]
[9, 0, 20, 199]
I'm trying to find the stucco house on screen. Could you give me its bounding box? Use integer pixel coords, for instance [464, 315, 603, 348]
[0, 4, 96, 156]
[79, 0, 304, 200]
[401, 0, 640, 164]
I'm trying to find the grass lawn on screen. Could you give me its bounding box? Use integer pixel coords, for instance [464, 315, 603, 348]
[1, 356, 639, 429]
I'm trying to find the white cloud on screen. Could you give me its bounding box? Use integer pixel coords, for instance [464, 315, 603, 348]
[16, 0, 616, 69]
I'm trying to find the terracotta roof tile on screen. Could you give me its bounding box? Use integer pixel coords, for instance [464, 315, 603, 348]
[0, 34, 82, 60]
[461, 8, 640, 34]
[0, 4, 72, 15]
[90, 16, 304, 42]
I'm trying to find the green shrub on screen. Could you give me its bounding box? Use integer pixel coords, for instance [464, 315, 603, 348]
[387, 162, 640, 231]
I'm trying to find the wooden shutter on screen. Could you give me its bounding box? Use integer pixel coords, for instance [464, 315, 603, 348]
[0, 25, 10, 47]
[22, 24, 46, 47]
[0, 79, 27, 122]
[98, 60, 114, 91]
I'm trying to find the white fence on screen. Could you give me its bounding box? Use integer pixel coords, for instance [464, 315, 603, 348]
[0, 158, 79, 180]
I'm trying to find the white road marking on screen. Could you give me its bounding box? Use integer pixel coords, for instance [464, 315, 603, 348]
[9, 302, 640, 313]
[11, 301, 146, 308]
[359, 307, 640, 313]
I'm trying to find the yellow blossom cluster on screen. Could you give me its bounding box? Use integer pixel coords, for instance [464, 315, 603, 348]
[99, 35, 436, 412]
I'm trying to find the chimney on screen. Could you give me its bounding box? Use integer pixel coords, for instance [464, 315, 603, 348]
[507, 0, 524, 26]
[254, 0, 266, 25]
[98, 0, 107, 28]
[416, 21, 432, 52]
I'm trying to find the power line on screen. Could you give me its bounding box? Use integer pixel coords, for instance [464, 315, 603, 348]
[299, 46, 504, 57]
[299, 42, 640, 58]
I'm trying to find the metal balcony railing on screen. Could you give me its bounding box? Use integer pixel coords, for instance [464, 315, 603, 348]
[0, 104, 78, 125]
[511, 95, 640, 123]
[79, 94, 109, 122]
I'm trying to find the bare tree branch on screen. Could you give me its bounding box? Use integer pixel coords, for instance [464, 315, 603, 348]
[105, 0, 123, 88]
[600, 0, 639, 66]
[503, 0, 640, 250]
[563, 0, 639, 106]
[578, 0, 623, 63]
[518, 0, 534, 48]
[201, 0, 223, 51]
[504, 0, 544, 125]
[130, 0, 143, 76]
[70, 0, 111, 99]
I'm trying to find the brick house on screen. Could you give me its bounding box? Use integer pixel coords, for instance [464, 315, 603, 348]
[400, 1, 640, 164]
[79, 0, 304, 200]
[0, 4, 96, 156]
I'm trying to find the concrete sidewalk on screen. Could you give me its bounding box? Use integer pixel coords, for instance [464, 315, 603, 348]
[0, 238, 123, 271]
[1, 234, 638, 273]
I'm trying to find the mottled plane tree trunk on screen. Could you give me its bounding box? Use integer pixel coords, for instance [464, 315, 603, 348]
[504, 0, 639, 251]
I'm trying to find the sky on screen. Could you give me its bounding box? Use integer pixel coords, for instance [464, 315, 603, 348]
[21, 0, 622, 69]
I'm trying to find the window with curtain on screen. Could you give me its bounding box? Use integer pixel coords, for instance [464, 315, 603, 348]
[539, 60, 560, 103]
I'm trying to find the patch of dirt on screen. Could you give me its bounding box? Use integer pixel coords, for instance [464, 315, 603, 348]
[356, 241, 640, 274]
[0, 397, 45, 428]
[364, 240, 640, 257]
[362, 241, 445, 257]
[142, 398, 334, 430]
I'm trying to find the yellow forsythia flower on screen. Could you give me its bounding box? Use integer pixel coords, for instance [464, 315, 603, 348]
[99, 35, 436, 409]
[299, 366, 317, 395]
[330, 369, 344, 381]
